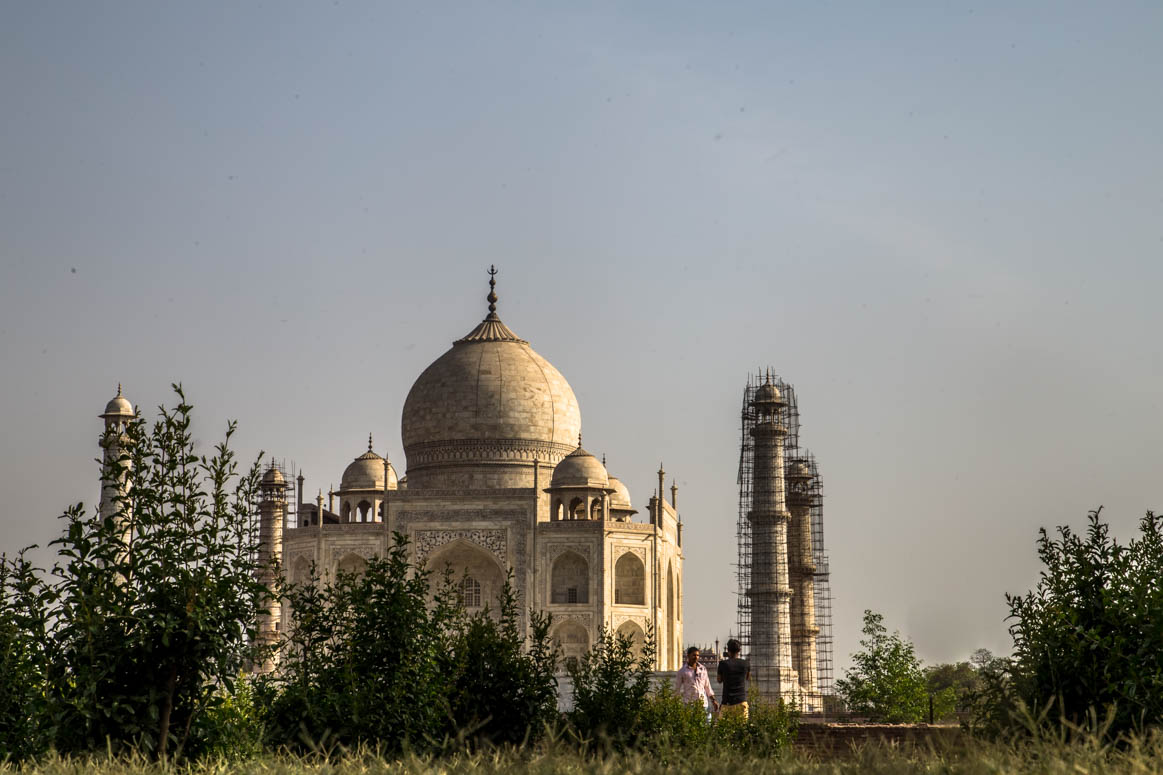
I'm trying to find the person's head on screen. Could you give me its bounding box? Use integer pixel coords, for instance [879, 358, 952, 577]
[727, 638, 741, 657]
[686, 646, 700, 667]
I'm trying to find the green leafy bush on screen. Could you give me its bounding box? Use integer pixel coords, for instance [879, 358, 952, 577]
[0, 552, 54, 761]
[972, 509, 1163, 740]
[566, 627, 655, 750]
[637, 685, 710, 750]
[711, 690, 797, 755]
[444, 576, 559, 746]
[261, 543, 559, 753]
[836, 610, 929, 723]
[193, 674, 265, 760]
[259, 541, 457, 752]
[1, 387, 269, 761]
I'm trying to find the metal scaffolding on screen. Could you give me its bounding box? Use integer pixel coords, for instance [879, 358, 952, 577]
[735, 372, 834, 711]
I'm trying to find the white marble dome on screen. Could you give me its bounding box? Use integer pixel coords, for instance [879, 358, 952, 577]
[401, 304, 581, 489]
[101, 386, 134, 418]
[261, 466, 285, 486]
[608, 476, 633, 508]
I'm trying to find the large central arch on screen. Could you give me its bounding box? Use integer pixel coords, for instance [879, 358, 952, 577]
[424, 538, 506, 614]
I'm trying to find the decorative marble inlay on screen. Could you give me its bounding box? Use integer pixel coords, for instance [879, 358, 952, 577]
[554, 611, 594, 627]
[329, 545, 379, 564]
[548, 543, 593, 563]
[415, 528, 508, 565]
[614, 546, 646, 563]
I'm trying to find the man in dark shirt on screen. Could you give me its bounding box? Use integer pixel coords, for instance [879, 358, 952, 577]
[716, 638, 750, 719]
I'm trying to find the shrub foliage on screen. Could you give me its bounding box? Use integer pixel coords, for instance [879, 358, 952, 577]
[971, 509, 1163, 739]
[836, 610, 929, 723]
[260, 543, 559, 752]
[1, 386, 268, 760]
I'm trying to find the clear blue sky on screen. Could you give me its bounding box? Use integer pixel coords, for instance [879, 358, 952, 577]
[2, 1, 1161, 672]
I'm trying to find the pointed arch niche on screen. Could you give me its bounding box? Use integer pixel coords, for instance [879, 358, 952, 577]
[614, 551, 645, 606]
[337, 552, 368, 577]
[552, 620, 590, 668]
[616, 620, 647, 659]
[550, 551, 589, 604]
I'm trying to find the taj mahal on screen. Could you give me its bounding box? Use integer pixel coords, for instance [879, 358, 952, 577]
[153, 267, 681, 670]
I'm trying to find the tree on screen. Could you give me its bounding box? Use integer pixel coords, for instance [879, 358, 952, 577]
[567, 626, 657, 749]
[836, 610, 928, 723]
[0, 551, 54, 761]
[923, 660, 979, 720]
[982, 509, 1163, 739]
[260, 539, 457, 752]
[3, 386, 270, 760]
[445, 575, 559, 746]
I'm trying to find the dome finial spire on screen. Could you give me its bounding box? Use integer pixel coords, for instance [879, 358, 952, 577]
[368, 432, 374, 452]
[487, 264, 499, 316]
[117, 382, 122, 397]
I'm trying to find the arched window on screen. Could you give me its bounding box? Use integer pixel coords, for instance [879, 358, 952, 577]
[357, 500, 371, 522]
[337, 553, 367, 577]
[460, 575, 482, 608]
[614, 552, 645, 606]
[342, 502, 352, 522]
[553, 500, 564, 521]
[551, 551, 589, 604]
[590, 498, 602, 520]
[568, 497, 585, 520]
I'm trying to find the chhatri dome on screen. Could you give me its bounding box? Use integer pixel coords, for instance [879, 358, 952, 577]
[100, 384, 134, 420]
[341, 434, 398, 491]
[550, 439, 611, 490]
[401, 267, 581, 489]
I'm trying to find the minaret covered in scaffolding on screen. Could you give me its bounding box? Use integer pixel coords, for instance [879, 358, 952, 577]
[786, 458, 818, 695]
[736, 371, 834, 712]
[746, 375, 799, 699]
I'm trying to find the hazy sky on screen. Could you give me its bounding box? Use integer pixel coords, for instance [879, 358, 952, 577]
[2, 2, 1161, 674]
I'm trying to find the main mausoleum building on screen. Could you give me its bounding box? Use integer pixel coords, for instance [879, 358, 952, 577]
[98, 270, 685, 670]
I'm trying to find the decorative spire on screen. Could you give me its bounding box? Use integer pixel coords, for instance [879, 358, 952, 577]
[578, 432, 583, 447]
[487, 264, 498, 315]
[368, 432, 374, 452]
[117, 383, 122, 397]
[455, 266, 528, 344]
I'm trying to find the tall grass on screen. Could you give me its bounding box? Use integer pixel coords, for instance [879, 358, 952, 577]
[9, 731, 1163, 775]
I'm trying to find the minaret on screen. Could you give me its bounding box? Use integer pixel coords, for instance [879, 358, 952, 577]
[256, 462, 286, 669]
[98, 385, 135, 528]
[747, 376, 799, 701]
[786, 458, 820, 699]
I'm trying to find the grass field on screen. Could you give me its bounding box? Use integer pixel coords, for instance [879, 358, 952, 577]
[7, 734, 1163, 775]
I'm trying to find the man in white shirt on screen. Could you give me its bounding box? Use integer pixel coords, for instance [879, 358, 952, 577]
[674, 646, 718, 717]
